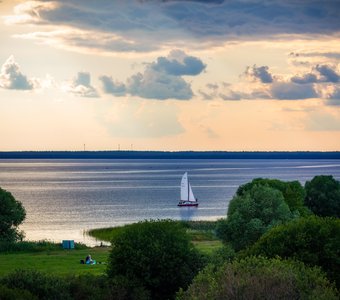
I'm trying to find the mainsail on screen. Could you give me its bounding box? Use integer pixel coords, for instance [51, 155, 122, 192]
[180, 172, 196, 202]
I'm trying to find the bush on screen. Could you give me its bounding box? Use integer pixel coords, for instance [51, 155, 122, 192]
[237, 178, 309, 216]
[107, 220, 204, 300]
[68, 274, 110, 300]
[1, 269, 71, 300]
[0, 284, 36, 300]
[177, 256, 338, 300]
[245, 216, 340, 289]
[305, 175, 340, 217]
[217, 184, 294, 250]
[0, 187, 26, 242]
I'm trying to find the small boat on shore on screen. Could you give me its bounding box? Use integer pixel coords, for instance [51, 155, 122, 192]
[178, 172, 198, 207]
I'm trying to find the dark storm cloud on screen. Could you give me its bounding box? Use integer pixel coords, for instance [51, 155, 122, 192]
[8, 0, 340, 53]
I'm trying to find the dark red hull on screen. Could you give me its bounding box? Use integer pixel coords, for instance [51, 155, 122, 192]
[178, 202, 198, 207]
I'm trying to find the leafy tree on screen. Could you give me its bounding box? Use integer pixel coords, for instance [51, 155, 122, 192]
[305, 175, 340, 217]
[217, 184, 294, 250]
[245, 216, 340, 289]
[0, 187, 26, 242]
[177, 256, 338, 300]
[237, 178, 308, 216]
[107, 220, 204, 300]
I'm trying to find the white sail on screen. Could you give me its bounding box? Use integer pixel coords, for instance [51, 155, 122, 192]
[180, 172, 196, 202]
[180, 172, 189, 201]
[188, 183, 196, 202]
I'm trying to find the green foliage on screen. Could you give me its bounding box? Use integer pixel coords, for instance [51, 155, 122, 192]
[305, 175, 340, 217]
[217, 184, 294, 250]
[1, 269, 71, 300]
[68, 274, 111, 300]
[245, 216, 340, 289]
[237, 177, 309, 216]
[177, 256, 338, 300]
[107, 220, 204, 300]
[0, 284, 36, 300]
[0, 187, 26, 242]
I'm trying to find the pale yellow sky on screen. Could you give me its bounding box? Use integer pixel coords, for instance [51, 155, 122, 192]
[1, 0, 340, 151]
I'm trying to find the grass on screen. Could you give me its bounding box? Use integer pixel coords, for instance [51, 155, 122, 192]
[89, 220, 223, 255]
[0, 247, 110, 277]
[0, 220, 223, 277]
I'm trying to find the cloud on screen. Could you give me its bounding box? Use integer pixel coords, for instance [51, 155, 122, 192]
[291, 64, 340, 85]
[291, 73, 318, 84]
[0, 55, 34, 90]
[243, 65, 273, 83]
[270, 82, 317, 100]
[5, 0, 340, 54]
[101, 50, 204, 100]
[127, 68, 193, 100]
[315, 64, 340, 83]
[151, 50, 206, 76]
[64, 72, 98, 98]
[99, 76, 126, 96]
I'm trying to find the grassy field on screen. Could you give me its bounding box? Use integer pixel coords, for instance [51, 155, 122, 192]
[89, 220, 222, 255]
[0, 221, 222, 277]
[0, 247, 110, 277]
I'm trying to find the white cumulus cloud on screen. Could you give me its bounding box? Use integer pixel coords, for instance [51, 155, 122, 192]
[0, 55, 34, 90]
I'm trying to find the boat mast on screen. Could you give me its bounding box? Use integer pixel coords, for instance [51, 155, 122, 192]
[187, 176, 190, 202]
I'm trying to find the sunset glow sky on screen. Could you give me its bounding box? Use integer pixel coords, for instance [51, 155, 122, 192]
[1, 0, 340, 151]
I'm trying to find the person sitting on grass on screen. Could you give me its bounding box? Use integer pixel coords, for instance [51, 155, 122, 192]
[85, 254, 96, 264]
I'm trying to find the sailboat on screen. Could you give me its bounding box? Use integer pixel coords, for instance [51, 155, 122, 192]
[178, 172, 198, 207]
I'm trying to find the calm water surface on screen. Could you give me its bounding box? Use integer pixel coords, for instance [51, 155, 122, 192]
[0, 159, 339, 245]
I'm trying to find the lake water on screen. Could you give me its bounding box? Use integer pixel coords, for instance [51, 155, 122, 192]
[0, 159, 339, 246]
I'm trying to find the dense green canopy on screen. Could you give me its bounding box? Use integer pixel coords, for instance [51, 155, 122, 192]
[107, 220, 203, 300]
[217, 184, 294, 250]
[305, 175, 340, 218]
[0, 188, 26, 243]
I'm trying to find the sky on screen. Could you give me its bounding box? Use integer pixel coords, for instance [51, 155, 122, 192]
[0, 0, 340, 151]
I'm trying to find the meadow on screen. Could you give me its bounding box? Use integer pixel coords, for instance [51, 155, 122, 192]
[0, 221, 221, 276]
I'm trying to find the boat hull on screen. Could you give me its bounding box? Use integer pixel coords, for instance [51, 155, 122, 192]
[178, 202, 198, 207]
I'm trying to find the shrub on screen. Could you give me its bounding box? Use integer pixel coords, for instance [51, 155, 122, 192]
[177, 256, 338, 300]
[107, 220, 204, 300]
[217, 184, 294, 250]
[245, 216, 340, 289]
[0, 284, 36, 300]
[305, 175, 340, 217]
[0, 187, 26, 242]
[237, 178, 309, 216]
[1, 269, 71, 300]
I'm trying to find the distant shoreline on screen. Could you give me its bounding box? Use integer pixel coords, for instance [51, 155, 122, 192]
[0, 151, 340, 159]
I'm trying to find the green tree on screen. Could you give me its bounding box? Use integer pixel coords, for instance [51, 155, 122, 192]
[237, 178, 308, 216]
[217, 184, 294, 251]
[305, 175, 340, 217]
[107, 220, 203, 300]
[245, 216, 340, 289]
[0, 187, 26, 242]
[177, 256, 338, 300]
